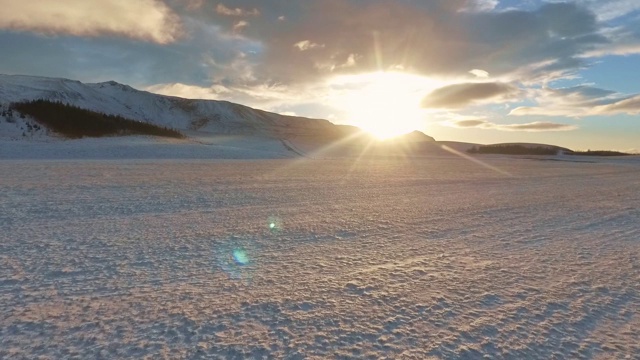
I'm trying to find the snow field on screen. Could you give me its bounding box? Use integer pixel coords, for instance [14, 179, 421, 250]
[1, 157, 639, 359]
[0, 136, 296, 160]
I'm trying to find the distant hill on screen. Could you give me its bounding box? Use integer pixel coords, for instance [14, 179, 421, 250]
[435, 141, 574, 156]
[568, 150, 632, 157]
[468, 143, 570, 156]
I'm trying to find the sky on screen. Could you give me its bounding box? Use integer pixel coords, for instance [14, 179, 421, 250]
[1, 0, 639, 151]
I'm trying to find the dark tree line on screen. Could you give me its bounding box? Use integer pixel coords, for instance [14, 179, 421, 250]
[467, 144, 559, 155]
[569, 150, 631, 157]
[10, 100, 184, 139]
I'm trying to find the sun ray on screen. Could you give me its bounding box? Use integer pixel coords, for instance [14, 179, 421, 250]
[373, 31, 383, 71]
[264, 129, 374, 178]
[440, 145, 513, 177]
[343, 134, 379, 179]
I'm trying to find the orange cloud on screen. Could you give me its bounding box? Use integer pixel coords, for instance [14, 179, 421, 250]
[0, 0, 182, 44]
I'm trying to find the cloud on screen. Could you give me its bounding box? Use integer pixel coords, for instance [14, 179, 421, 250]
[583, 43, 640, 57]
[463, 0, 499, 12]
[422, 82, 520, 108]
[509, 85, 640, 117]
[469, 69, 489, 78]
[4, 0, 638, 139]
[580, 25, 640, 57]
[575, 0, 640, 21]
[145, 79, 324, 113]
[593, 95, 640, 114]
[0, 16, 263, 87]
[453, 119, 488, 127]
[231, 1, 610, 84]
[95, 0, 632, 90]
[293, 40, 324, 51]
[341, 54, 357, 68]
[145, 82, 225, 100]
[501, 122, 578, 131]
[450, 119, 578, 132]
[510, 106, 579, 117]
[233, 20, 249, 32]
[216, 4, 260, 17]
[0, 0, 182, 44]
[184, 0, 204, 11]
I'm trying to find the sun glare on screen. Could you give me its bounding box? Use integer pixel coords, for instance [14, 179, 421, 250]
[328, 72, 442, 139]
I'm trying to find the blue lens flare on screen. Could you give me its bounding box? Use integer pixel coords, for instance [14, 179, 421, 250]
[232, 249, 249, 265]
[214, 238, 257, 281]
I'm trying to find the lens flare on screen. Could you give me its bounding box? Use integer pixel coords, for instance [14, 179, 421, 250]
[232, 249, 249, 265]
[214, 238, 258, 281]
[267, 216, 282, 232]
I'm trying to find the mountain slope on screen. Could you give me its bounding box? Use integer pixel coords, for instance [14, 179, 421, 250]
[0, 74, 444, 159]
[0, 74, 375, 140]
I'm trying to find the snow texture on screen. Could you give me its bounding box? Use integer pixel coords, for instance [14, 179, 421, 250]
[1, 156, 639, 359]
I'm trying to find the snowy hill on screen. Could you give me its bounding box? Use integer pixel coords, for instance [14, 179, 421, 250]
[0, 74, 440, 160]
[0, 74, 441, 159]
[0, 74, 355, 138]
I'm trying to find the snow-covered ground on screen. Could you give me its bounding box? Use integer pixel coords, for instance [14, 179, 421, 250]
[1, 156, 639, 359]
[0, 136, 296, 160]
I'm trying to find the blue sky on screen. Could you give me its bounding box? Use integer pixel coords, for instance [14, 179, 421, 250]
[1, 0, 639, 150]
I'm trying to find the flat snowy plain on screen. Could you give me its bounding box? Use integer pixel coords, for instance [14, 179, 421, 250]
[1, 155, 639, 359]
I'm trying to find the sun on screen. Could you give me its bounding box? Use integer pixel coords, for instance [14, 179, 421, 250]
[328, 72, 441, 139]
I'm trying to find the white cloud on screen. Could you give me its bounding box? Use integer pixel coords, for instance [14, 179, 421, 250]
[509, 85, 640, 117]
[469, 69, 489, 78]
[0, 0, 182, 44]
[593, 95, 640, 115]
[341, 54, 357, 68]
[582, 43, 640, 57]
[215, 4, 260, 17]
[293, 40, 324, 51]
[233, 20, 249, 33]
[462, 0, 499, 12]
[509, 106, 583, 117]
[145, 83, 225, 100]
[576, 0, 640, 21]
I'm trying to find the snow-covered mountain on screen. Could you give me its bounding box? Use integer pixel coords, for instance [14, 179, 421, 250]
[0, 74, 440, 159]
[0, 74, 368, 139]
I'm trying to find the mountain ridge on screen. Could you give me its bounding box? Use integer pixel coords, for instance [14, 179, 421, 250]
[0, 74, 435, 144]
